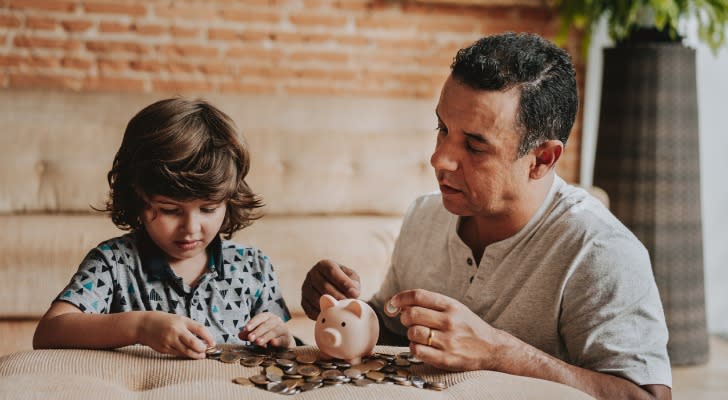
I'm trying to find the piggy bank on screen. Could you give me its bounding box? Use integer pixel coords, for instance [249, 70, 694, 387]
[314, 294, 379, 365]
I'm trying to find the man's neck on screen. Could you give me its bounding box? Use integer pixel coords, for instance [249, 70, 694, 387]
[460, 173, 555, 263]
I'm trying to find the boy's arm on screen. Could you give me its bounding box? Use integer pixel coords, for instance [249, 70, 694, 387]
[33, 301, 214, 358]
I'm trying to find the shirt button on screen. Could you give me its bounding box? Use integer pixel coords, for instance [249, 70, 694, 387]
[467, 258, 473, 266]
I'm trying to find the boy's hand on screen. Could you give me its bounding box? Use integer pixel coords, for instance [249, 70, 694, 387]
[239, 312, 293, 348]
[137, 312, 215, 359]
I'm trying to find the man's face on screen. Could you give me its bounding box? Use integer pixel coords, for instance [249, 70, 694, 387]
[141, 195, 227, 265]
[430, 75, 533, 218]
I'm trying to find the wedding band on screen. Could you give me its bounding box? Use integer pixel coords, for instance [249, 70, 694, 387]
[427, 328, 434, 346]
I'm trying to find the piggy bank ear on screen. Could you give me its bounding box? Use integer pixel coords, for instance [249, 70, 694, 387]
[319, 294, 337, 311]
[343, 300, 363, 319]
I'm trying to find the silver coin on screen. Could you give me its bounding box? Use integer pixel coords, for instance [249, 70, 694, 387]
[410, 375, 426, 389]
[343, 368, 363, 379]
[267, 382, 289, 394]
[276, 358, 295, 368]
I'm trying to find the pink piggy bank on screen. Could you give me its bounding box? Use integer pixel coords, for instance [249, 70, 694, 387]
[314, 294, 379, 365]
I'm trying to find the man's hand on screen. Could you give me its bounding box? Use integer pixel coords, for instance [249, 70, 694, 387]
[301, 259, 361, 320]
[137, 311, 215, 359]
[239, 312, 293, 348]
[390, 288, 510, 371]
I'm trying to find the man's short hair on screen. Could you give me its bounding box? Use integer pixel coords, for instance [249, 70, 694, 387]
[451, 32, 578, 157]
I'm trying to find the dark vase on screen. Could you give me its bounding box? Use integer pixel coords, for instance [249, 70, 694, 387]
[593, 28, 709, 365]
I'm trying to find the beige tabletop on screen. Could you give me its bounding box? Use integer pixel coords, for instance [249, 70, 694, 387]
[0, 345, 594, 400]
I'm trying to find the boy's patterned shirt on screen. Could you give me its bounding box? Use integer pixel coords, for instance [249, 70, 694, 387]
[56, 231, 291, 344]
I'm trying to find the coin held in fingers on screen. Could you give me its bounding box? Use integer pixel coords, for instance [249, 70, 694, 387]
[384, 299, 400, 317]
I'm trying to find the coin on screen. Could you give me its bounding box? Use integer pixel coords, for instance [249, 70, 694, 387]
[241, 356, 264, 367]
[220, 351, 240, 363]
[365, 371, 385, 382]
[344, 368, 363, 379]
[296, 353, 317, 364]
[427, 381, 447, 390]
[249, 374, 269, 385]
[297, 365, 321, 377]
[384, 300, 400, 317]
[301, 381, 323, 391]
[353, 378, 374, 387]
[232, 377, 254, 386]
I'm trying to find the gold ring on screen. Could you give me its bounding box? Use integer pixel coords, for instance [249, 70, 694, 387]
[427, 328, 434, 346]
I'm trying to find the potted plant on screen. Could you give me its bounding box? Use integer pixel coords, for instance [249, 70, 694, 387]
[552, 0, 728, 366]
[553, 0, 728, 53]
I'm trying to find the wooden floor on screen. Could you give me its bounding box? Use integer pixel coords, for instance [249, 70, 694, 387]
[672, 336, 728, 399]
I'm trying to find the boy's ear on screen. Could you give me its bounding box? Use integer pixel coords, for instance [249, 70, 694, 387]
[529, 140, 563, 180]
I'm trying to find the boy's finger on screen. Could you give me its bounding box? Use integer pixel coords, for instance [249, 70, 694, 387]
[180, 331, 207, 353]
[187, 321, 215, 347]
[243, 312, 271, 333]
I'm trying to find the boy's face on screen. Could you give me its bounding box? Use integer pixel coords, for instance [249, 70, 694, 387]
[141, 195, 227, 265]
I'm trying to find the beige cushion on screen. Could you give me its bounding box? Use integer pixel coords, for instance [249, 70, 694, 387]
[0, 346, 595, 399]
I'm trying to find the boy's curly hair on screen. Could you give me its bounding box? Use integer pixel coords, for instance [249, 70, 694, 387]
[103, 97, 263, 239]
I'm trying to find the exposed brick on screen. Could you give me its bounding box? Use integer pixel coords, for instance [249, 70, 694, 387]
[170, 25, 200, 38]
[9, 0, 76, 12]
[84, 76, 146, 92]
[134, 23, 166, 36]
[8, 73, 83, 90]
[99, 22, 131, 33]
[219, 80, 277, 95]
[154, 5, 217, 20]
[289, 13, 348, 28]
[0, 14, 22, 28]
[224, 47, 281, 63]
[336, 35, 373, 47]
[61, 57, 93, 70]
[86, 40, 151, 55]
[288, 50, 349, 64]
[167, 62, 197, 74]
[273, 32, 333, 44]
[13, 35, 81, 51]
[84, 2, 147, 17]
[22, 55, 59, 68]
[208, 28, 240, 41]
[240, 30, 273, 42]
[98, 58, 130, 73]
[0, 54, 23, 67]
[221, 9, 280, 24]
[157, 44, 218, 58]
[61, 20, 94, 33]
[152, 79, 213, 93]
[356, 15, 418, 31]
[199, 62, 229, 75]
[26, 16, 57, 30]
[129, 60, 164, 73]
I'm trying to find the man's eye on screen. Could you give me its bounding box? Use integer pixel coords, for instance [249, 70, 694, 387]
[435, 126, 447, 135]
[466, 142, 485, 154]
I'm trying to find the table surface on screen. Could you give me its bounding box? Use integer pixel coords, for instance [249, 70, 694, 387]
[0, 345, 594, 400]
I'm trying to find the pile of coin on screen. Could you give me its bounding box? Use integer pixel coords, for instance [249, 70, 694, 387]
[206, 344, 447, 395]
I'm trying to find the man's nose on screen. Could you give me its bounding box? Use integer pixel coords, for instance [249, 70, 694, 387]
[430, 138, 458, 172]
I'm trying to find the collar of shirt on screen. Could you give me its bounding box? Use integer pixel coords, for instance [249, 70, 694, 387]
[135, 229, 225, 282]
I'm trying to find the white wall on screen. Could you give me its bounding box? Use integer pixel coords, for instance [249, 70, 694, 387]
[581, 19, 728, 334]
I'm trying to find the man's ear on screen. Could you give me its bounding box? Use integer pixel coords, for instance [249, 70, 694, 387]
[529, 140, 563, 179]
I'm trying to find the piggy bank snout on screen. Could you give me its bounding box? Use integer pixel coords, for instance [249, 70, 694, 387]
[319, 327, 342, 348]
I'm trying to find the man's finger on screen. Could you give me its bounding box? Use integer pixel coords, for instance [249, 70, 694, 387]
[399, 305, 448, 329]
[390, 289, 450, 311]
[301, 295, 320, 320]
[316, 260, 360, 298]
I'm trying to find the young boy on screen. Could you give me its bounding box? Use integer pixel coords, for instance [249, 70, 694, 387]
[33, 98, 293, 359]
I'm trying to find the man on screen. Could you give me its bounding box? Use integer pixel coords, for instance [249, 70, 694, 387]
[301, 32, 671, 400]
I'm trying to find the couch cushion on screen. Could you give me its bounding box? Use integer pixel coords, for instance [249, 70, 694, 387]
[0, 345, 595, 399]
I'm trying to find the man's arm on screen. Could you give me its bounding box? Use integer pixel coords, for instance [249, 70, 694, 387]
[391, 289, 671, 400]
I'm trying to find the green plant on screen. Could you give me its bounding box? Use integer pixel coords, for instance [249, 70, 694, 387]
[553, 0, 728, 53]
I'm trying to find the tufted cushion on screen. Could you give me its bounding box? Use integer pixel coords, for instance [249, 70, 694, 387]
[0, 346, 595, 399]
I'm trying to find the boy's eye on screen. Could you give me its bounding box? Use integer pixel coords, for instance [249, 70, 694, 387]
[201, 207, 218, 214]
[159, 208, 179, 215]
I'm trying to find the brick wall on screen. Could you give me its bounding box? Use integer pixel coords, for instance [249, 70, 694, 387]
[0, 0, 583, 181]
